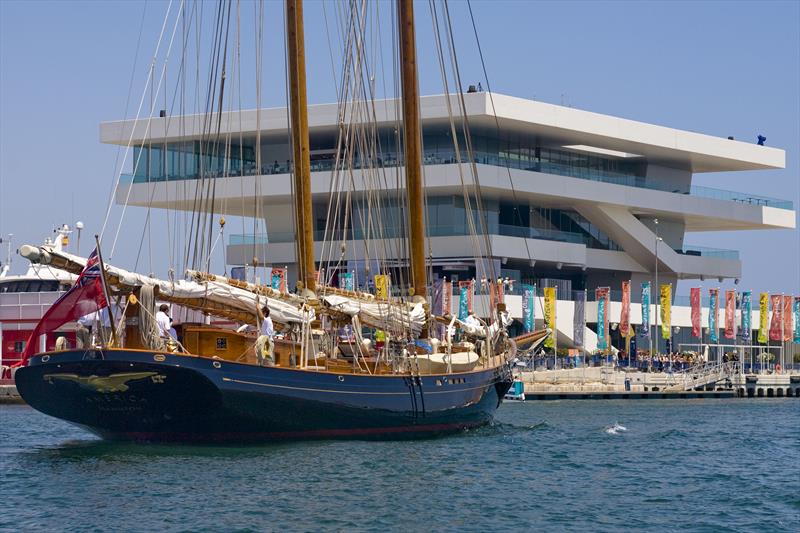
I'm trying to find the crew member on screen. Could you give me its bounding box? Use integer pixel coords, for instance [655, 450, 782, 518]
[76, 311, 98, 348]
[255, 305, 275, 366]
[156, 304, 171, 338]
[464, 311, 481, 328]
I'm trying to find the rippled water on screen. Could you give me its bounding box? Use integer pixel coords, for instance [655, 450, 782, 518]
[1, 399, 798, 532]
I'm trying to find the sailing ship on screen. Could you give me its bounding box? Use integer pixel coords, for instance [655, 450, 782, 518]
[13, 0, 547, 442]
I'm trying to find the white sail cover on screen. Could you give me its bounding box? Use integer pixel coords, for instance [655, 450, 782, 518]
[322, 294, 425, 336]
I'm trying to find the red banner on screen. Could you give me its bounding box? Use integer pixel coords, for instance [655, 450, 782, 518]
[620, 281, 631, 337]
[784, 295, 793, 342]
[690, 287, 701, 338]
[769, 294, 783, 341]
[442, 281, 452, 316]
[724, 290, 736, 339]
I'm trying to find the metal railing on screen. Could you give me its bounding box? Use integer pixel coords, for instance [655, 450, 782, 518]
[665, 361, 739, 391]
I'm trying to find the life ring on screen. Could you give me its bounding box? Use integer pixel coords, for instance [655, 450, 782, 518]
[775, 363, 782, 374]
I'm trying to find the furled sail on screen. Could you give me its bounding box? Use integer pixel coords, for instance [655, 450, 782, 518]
[19, 245, 312, 325]
[321, 294, 426, 336]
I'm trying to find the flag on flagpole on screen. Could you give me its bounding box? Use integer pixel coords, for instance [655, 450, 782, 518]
[769, 294, 782, 341]
[544, 287, 556, 349]
[741, 291, 752, 341]
[620, 281, 631, 338]
[573, 290, 585, 347]
[783, 295, 792, 342]
[458, 280, 474, 320]
[758, 293, 769, 343]
[596, 287, 609, 350]
[641, 282, 651, 338]
[660, 284, 671, 340]
[690, 287, 701, 338]
[19, 247, 108, 365]
[522, 284, 535, 333]
[794, 296, 800, 344]
[724, 290, 736, 339]
[709, 288, 719, 343]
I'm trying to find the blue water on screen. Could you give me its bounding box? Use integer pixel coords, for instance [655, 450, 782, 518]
[1, 399, 798, 532]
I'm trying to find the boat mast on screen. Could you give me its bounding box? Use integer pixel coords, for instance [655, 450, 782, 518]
[286, 0, 316, 294]
[398, 0, 427, 302]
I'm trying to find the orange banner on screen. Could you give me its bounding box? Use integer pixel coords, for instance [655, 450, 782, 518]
[769, 294, 782, 341]
[690, 287, 701, 338]
[724, 290, 736, 339]
[620, 281, 631, 338]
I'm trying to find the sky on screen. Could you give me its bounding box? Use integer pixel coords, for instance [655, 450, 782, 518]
[1, 0, 798, 296]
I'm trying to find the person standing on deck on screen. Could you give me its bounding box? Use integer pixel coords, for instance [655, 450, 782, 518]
[256, 305, 275, 366]
[76, 311, 98, 348]
[156, 304, 171, 339]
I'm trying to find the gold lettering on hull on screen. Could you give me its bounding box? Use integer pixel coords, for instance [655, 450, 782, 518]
[43, 372, 165, 393]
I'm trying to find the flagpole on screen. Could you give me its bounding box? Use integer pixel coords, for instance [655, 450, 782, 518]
[94, 235, 119, 348]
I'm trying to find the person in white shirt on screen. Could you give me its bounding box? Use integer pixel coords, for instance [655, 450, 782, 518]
[156, 304, 172, 338]
[255, 305, 275, 366]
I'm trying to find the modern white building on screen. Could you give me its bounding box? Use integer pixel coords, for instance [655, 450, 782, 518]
[100, 92, 795, 352]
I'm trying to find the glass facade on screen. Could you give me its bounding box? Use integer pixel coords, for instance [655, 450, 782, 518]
[126, 127, 792, 210]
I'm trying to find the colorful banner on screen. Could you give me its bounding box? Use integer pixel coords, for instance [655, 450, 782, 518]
[374, 274, 390, 299]
[783, 295, 792, 342]
[442, 280, 452, 316]
[660, 284, 671, 340]
[708, 288, 719, 343]
[758, 293, 768, 344]
[573, 290, 585, 347]
[724, 290, 736, 340]
[544, 287, 556, 349]
[432, 279, 445, 316]
[794, 297, 800, 344]
[339, 271, 354, 291]
[620, 281, 631, 338]
[489, 281, 505, 309]
[769, 294, 782, 341]
[690, 287, 701, 338]
[458, 281, 473, 320]
[741, 291, 752, 341]
[596, 288, 608, 351]
[641, 282, 651, 338]
[522, 284, 535, 333]
[271, 268, 286, 293]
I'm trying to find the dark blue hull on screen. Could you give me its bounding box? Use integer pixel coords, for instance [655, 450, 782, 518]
[15, 349, 512, 442]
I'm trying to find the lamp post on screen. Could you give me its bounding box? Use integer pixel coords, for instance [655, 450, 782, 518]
[652, 218, 662, 367]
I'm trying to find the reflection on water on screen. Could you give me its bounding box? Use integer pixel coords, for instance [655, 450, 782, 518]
[2, 400, 799, 532]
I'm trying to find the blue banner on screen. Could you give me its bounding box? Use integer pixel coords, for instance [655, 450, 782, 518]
[641, 282, 650, 338]
[741, 291, 752, 341]
[597, 296, 607, 350]
[709, 289, 718, 343]
[522, 284, 535, 333]
[794, 297, 800, 344]
[339, 271, 354, 291]
[459, 285, 469, 320]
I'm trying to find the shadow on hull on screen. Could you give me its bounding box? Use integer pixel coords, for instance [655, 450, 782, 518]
[15, 350, 512, 443]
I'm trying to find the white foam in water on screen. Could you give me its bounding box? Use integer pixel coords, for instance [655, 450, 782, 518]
[604, 423, 628, 435]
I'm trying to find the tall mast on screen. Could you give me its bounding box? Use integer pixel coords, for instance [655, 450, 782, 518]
[286, 0, 316, 294]
[398, 0, 427, 301]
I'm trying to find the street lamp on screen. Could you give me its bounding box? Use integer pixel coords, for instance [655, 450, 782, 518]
[652, 218, 663, 368]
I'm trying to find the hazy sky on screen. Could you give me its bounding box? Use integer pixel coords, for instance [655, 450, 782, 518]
[1, 0, 798, 296]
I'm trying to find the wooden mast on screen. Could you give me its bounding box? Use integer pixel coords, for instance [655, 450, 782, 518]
[286, 0, 315, 294]
[398, 0, 427, 302]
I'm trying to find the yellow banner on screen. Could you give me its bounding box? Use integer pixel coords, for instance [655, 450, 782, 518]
[544, 287, 556, 348]
[758, 292, 768, 343]
[660, 284, 671, 340]
[374, 274, 389, 299]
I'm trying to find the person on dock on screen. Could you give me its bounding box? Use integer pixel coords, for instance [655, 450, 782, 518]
[256, 305, 275, 367]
